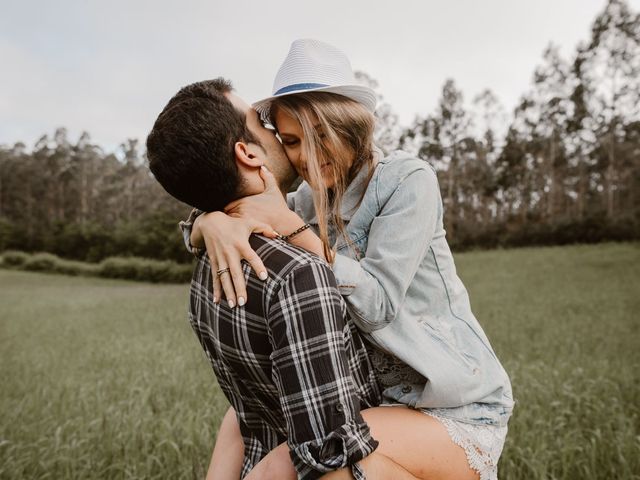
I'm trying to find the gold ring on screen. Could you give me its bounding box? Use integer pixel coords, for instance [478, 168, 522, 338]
[216, 267, 231, 276]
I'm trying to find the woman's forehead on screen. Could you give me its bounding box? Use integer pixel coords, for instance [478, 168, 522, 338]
[274, 107, 322, 135]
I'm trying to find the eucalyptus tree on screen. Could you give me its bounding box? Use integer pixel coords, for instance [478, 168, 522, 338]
[581, 0, 640, 218]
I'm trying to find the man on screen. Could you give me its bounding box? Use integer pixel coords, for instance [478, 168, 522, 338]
[146, 79, 382, 479]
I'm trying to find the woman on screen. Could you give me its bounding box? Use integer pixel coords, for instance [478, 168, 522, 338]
[186, 39, 513, 480]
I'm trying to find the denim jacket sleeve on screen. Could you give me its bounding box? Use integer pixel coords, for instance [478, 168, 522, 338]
[332, 162, 441, 332]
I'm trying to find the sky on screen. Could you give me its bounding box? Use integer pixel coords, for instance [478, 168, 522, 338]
[2, 0, 639, 151]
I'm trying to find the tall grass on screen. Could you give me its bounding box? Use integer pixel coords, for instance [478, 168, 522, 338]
[0, 274, 226, 479]
[455, 243, 640, 479]
[1, 243, 638, 479]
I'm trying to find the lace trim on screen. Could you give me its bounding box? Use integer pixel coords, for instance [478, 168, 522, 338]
[424, 410, 508, 480]
[367, 343, 426, 387]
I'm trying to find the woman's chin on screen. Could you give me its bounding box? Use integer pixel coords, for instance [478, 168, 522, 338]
[303, 173, 335, 190]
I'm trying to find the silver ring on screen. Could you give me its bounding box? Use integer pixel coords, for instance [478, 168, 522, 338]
[216, 267, 231, 276]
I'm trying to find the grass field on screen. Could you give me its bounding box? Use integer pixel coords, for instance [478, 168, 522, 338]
[1, 243, 639, 479]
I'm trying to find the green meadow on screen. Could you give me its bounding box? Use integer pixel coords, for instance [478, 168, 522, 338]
[1, 243, 639, 479]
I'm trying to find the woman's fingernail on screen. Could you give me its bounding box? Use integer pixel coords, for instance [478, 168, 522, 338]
[238, 297, 246, 307]
[228, 299, 235, 308]
[213, 296, 218, 303]
[259, 271, 268, 280]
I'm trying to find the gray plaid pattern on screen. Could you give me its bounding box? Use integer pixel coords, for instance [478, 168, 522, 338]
[189, 235, 381, 479]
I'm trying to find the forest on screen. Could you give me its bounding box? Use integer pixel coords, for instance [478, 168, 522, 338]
[0, 0, 637, 263]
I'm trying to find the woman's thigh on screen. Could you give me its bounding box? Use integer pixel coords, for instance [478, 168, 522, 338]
[360, 406, 478, 480]
[249, 405, 478, 480]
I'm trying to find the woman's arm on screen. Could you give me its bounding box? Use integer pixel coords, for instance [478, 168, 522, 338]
[332, 165, 440, 332]
[184, 167, 327, 306]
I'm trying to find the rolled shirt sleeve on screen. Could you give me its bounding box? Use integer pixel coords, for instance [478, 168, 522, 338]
[178, 208, 205, 258]
[267, 261, 378, 479]
[332, 165, 441, 333]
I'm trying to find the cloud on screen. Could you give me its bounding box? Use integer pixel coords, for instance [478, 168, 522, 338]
[2, 0, 638, 149]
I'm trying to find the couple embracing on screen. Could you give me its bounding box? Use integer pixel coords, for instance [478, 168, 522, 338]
[147, 39, 513, 480]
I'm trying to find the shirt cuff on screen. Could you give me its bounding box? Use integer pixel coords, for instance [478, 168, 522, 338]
[289, 420, 376, 480]
[351, 462, 366, 480]
[331, 253, 361, 296]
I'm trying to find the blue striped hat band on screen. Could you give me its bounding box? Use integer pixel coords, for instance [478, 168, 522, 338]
[274, 83, 330, 95]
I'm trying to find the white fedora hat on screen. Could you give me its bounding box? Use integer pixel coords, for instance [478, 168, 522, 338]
[253, 39, 377, 118]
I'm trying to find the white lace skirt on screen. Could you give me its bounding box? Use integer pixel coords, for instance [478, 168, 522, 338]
[423, 409, 508, 480]
[368, 347, 508, 479]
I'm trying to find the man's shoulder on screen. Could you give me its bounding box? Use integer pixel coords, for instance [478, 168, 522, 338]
[248, 235, 332, 281]
[189, 236, 336, 318]
[190, 236, 331, 288]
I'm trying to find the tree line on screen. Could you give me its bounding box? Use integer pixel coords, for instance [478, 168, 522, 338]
[0, 134, 192, 263]
[371, 0, 639, 249]
[0, 0, 638, 263]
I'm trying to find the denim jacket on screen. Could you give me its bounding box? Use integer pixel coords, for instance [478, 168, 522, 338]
[288, 150, 514, 427]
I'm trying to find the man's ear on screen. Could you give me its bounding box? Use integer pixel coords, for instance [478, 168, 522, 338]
[234, 142, 262, 168]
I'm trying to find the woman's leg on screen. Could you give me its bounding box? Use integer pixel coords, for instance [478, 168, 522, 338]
[357, 406, 478, 480]
[206, 407, 245, 480]
[321, 451, 420, 479]
[248, 405, 478, 480]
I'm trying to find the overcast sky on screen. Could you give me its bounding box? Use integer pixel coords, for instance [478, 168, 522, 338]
[2, 0, 639, 151]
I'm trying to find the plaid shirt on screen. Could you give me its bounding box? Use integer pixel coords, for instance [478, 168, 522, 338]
[189, 234, 381, 479]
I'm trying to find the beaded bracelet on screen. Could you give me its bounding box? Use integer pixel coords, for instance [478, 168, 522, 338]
[278, 223, 311, 242]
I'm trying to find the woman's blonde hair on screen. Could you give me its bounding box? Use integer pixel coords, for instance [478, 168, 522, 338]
[270, 92, 376, 260]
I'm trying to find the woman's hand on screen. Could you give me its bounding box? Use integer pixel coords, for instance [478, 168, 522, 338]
[195, 166, 314, 306]
[224, 166, 295, 234]
[226, 165, 327, 262]
[195, 211, 277, 307]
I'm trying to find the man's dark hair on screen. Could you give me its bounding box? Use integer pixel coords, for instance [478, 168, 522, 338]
[146, 78, 259, 211]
